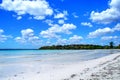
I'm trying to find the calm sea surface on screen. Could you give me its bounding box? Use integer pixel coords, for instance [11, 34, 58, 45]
[0, 49, 120, 65]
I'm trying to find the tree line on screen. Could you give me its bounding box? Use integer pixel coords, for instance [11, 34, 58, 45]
[39, 42, 120, 50]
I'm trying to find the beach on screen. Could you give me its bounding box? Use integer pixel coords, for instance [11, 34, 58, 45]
[0, 50, 120, 80]
[64, 52, 120, 80]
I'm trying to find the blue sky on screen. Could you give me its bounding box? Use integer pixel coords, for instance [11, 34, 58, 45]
[0, 0, 120, 49]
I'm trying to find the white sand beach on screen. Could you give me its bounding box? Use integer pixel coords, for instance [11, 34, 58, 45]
[0, 52, 120, 80]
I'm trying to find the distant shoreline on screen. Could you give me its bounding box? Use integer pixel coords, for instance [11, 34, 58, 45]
[39, 44, 120, 50]
[0, 49, 120, 50]
[0, 49, 38, 50]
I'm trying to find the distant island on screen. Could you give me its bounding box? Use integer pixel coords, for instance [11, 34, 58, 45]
[39, 42, 120, 50]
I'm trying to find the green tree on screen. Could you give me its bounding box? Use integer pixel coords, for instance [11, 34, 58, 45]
[109, 42, 114, 49]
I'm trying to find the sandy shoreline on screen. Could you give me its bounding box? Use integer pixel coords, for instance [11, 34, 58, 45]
[0, 52, 120, 80]
[63, 53, 120, 80]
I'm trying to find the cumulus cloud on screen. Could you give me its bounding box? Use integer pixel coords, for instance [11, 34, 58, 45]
[69, 35, 83, 44]
[88, 27, 113, 38]
[56, 38, 67, 45]
[58, 19, 65, 24]
[0, 29, 12, 42]
[0, 0, 53, 20]
[15, 28, 40, 44]
[55, 35, 83, 45]
[17, 16, 22, 20]
[101, 36, 118, 40]
[88, 23, 120, 38]
[28, 36, 40, 44]
[90, 0, 120, 24]
[44, 19, 54, 26]
[54, 11, 68, 20]
[15, 37, 26, 43]
[0, 29, 4, 33]
[113, 23, 120, 31]
[21, 28, 34, 38]
[40, 23, 76, 38]
[81, 22, 93, 27]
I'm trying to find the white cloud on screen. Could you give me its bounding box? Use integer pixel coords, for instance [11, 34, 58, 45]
[17, 16, 22, 20]
[88, 23, 120, 38]
[28, 36, 40, 44]
[88, 27, 113, 38]
[0, 29, 12, 42]
[44, 19, 53, 26]
[101, 36, 118, 40]
[0, 29, 4, 33]
[61, 24, 76, 34]
[0, 0, 53, 20]
[55, 35, 83, 45]
[113, 23, 120, 31]
[54, 11, 68, 20]
[40, 24, 60, 38]
[15, 28, 41, 44]
[58, 20, 64, 24]
[72, 13, 79, 18]
[69, 35, 83, 44]
[28, 36, 39, 41]
[21, 28, 34, 38]
[81, 22, 93, 27]
[15, 37, 26, 43]
[56, 38, 67, 45]
[90, 0, 120, 24]
[40, 23, 76, 38]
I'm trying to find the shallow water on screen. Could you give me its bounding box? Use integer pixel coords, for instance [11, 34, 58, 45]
[0, 49, 120, 64]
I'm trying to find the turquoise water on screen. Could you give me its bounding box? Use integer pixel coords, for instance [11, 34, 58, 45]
[0, 49, 120, 64]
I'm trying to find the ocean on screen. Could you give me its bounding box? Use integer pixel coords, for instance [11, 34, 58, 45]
[0, 49, 120, 64]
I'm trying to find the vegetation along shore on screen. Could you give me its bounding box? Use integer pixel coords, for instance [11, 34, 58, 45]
[39, 42, 120, 50]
